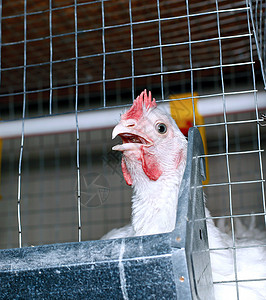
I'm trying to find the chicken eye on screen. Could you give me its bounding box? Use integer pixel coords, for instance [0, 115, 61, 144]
[156, 123, 167, 134]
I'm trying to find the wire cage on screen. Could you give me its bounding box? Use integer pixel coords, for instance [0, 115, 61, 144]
[0, 0, 265, 299]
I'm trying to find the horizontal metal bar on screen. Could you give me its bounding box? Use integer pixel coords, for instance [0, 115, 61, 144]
[202, 179, 265, 188]
[1, 33, 252, 71]
[0, 61, 256, 99]
[2, 4, 249, 23]
[1, 0, 113, 20]
[2, 13, 251, 47]
[206, 212, 266, 220]
[198, 149, 264, 158]
[213, 277, 266, 285]
[210, 243, 266, 252]
[196, 118, 264, 128]
[0, 107, 121, 139]
[1, 91, 266, 139]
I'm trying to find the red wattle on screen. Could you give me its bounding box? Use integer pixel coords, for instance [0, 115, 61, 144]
[140, 147, 162, 181]
[121, 157, 133, 186]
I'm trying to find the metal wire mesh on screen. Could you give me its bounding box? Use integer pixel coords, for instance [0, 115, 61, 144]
[0, 0, 265, 297]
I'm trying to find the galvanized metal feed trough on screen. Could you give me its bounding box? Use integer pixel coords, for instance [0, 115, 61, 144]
[0, 128, 214, 299]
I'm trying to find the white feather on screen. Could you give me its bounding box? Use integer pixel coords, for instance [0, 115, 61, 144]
[102, 102, 266, 299]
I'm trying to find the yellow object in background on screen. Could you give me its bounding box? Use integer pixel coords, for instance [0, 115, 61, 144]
[169, 93, 209, 184]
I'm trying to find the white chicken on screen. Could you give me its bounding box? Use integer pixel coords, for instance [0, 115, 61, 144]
[102, 90, 266, 299]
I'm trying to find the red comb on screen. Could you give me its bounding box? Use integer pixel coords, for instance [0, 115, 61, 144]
[121, 89, 157, 121]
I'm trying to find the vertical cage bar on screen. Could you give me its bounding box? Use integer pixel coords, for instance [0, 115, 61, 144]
[36, 137, 45, 245]
[49, 0, 53, 114]
[74, 0, 82, 242]
[101, 0, 106, 107]
[258, 0, 263, 53]
[54, 135, 61, 242]
[156, 0, 164, 100]
[17, 0, 28, 249]
[0, 0, 2, 86]
[215, 1, 239, 298]
[129, 0, 135, 101]
[248, 0, 266, 88]
[262, 3, 266, 77]
[185, 0, 196, 126]
[246, 1, 266, 227]
[7, 139, 15, 248]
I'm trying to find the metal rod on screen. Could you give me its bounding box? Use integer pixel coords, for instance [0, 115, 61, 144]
[17, 0, 28, 249]
[156, 0, 164, 101]
[0, 33, 253, 70]
[246, 0, 266, 228]
[129, 0, 135, 101]
[1, 92, 265, 139]
[49, 0, 53, 115]
[74, 0, 82, 243]
[0, 61, 256, 98]
[215, 2, 239, 295]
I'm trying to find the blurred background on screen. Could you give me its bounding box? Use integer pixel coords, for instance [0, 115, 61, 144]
[0, 0, 265, 249]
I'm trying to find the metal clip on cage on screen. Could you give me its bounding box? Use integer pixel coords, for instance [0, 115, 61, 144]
[0, 128, 214, 299]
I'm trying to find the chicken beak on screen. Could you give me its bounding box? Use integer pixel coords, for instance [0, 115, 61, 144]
[112, 122, 125, 140]
[112, 122, 137, 152]
[111, 120, 153, 151]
